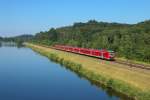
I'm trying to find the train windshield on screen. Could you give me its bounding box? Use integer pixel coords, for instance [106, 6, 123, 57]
[109, 50, 115, 57]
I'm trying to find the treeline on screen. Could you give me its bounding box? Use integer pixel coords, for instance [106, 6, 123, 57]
[0, 36, 3, 41]
[1, 34, 33, 44]
[0, 37, 2, 46]
[32, 20, 150, 62]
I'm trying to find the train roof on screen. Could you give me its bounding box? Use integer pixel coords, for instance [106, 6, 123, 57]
[108, 50, 115, 53]
[55, 45, 114, 52]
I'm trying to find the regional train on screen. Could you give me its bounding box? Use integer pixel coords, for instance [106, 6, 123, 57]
[53, 45, 115, 60]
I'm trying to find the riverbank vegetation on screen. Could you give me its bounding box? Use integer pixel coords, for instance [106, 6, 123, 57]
[27, 43, 150, 100]
[0, 34, 33, 45]
[31, 20, 150, 63]
[0, 35, 33, 47]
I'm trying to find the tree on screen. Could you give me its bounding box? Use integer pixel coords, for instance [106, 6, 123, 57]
[121, 34, 134, 66]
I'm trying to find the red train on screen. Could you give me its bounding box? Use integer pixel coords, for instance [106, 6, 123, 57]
[53, 45, 115, 60]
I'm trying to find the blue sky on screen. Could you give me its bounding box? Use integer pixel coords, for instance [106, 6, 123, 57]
[0, 0, 150, 37]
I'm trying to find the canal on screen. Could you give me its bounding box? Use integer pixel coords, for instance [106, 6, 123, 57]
[0, 46, 121, 100]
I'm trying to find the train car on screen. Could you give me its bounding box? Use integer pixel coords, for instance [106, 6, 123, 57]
[53, 45, 115, 60]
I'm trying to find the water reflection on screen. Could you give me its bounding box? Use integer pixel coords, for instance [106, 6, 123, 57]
[50, 60, 134, 100]
[0, 46, 119, 100]
[0, 42, 24, 48]
[0, 45, 134, 100]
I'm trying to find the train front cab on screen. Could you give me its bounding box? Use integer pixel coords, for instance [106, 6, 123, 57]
[100, 50, 115, 60]
[107, 50, 115, 60]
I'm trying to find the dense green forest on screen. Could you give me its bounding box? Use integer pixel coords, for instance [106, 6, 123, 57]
[32, 20, 150, 63]
[0, 37, 2, 46]
[0, 35, 33, 47]
[1, 35, 33, 43]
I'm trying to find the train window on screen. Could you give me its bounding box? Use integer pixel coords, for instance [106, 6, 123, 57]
[110, 52, 115, 57]
[108, 50, 115, 57]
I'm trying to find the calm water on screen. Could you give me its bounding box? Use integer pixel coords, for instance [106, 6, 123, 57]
[0, 46, 120, 100]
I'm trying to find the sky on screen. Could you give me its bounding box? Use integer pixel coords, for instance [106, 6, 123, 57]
[0, 0, 150, 37]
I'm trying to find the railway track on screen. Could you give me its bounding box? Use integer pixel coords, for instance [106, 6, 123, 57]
[114, 60, 150, 70]
[40, 45, 150, 71]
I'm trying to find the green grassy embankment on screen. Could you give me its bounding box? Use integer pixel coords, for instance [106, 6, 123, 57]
[26, 43, 150, 100]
